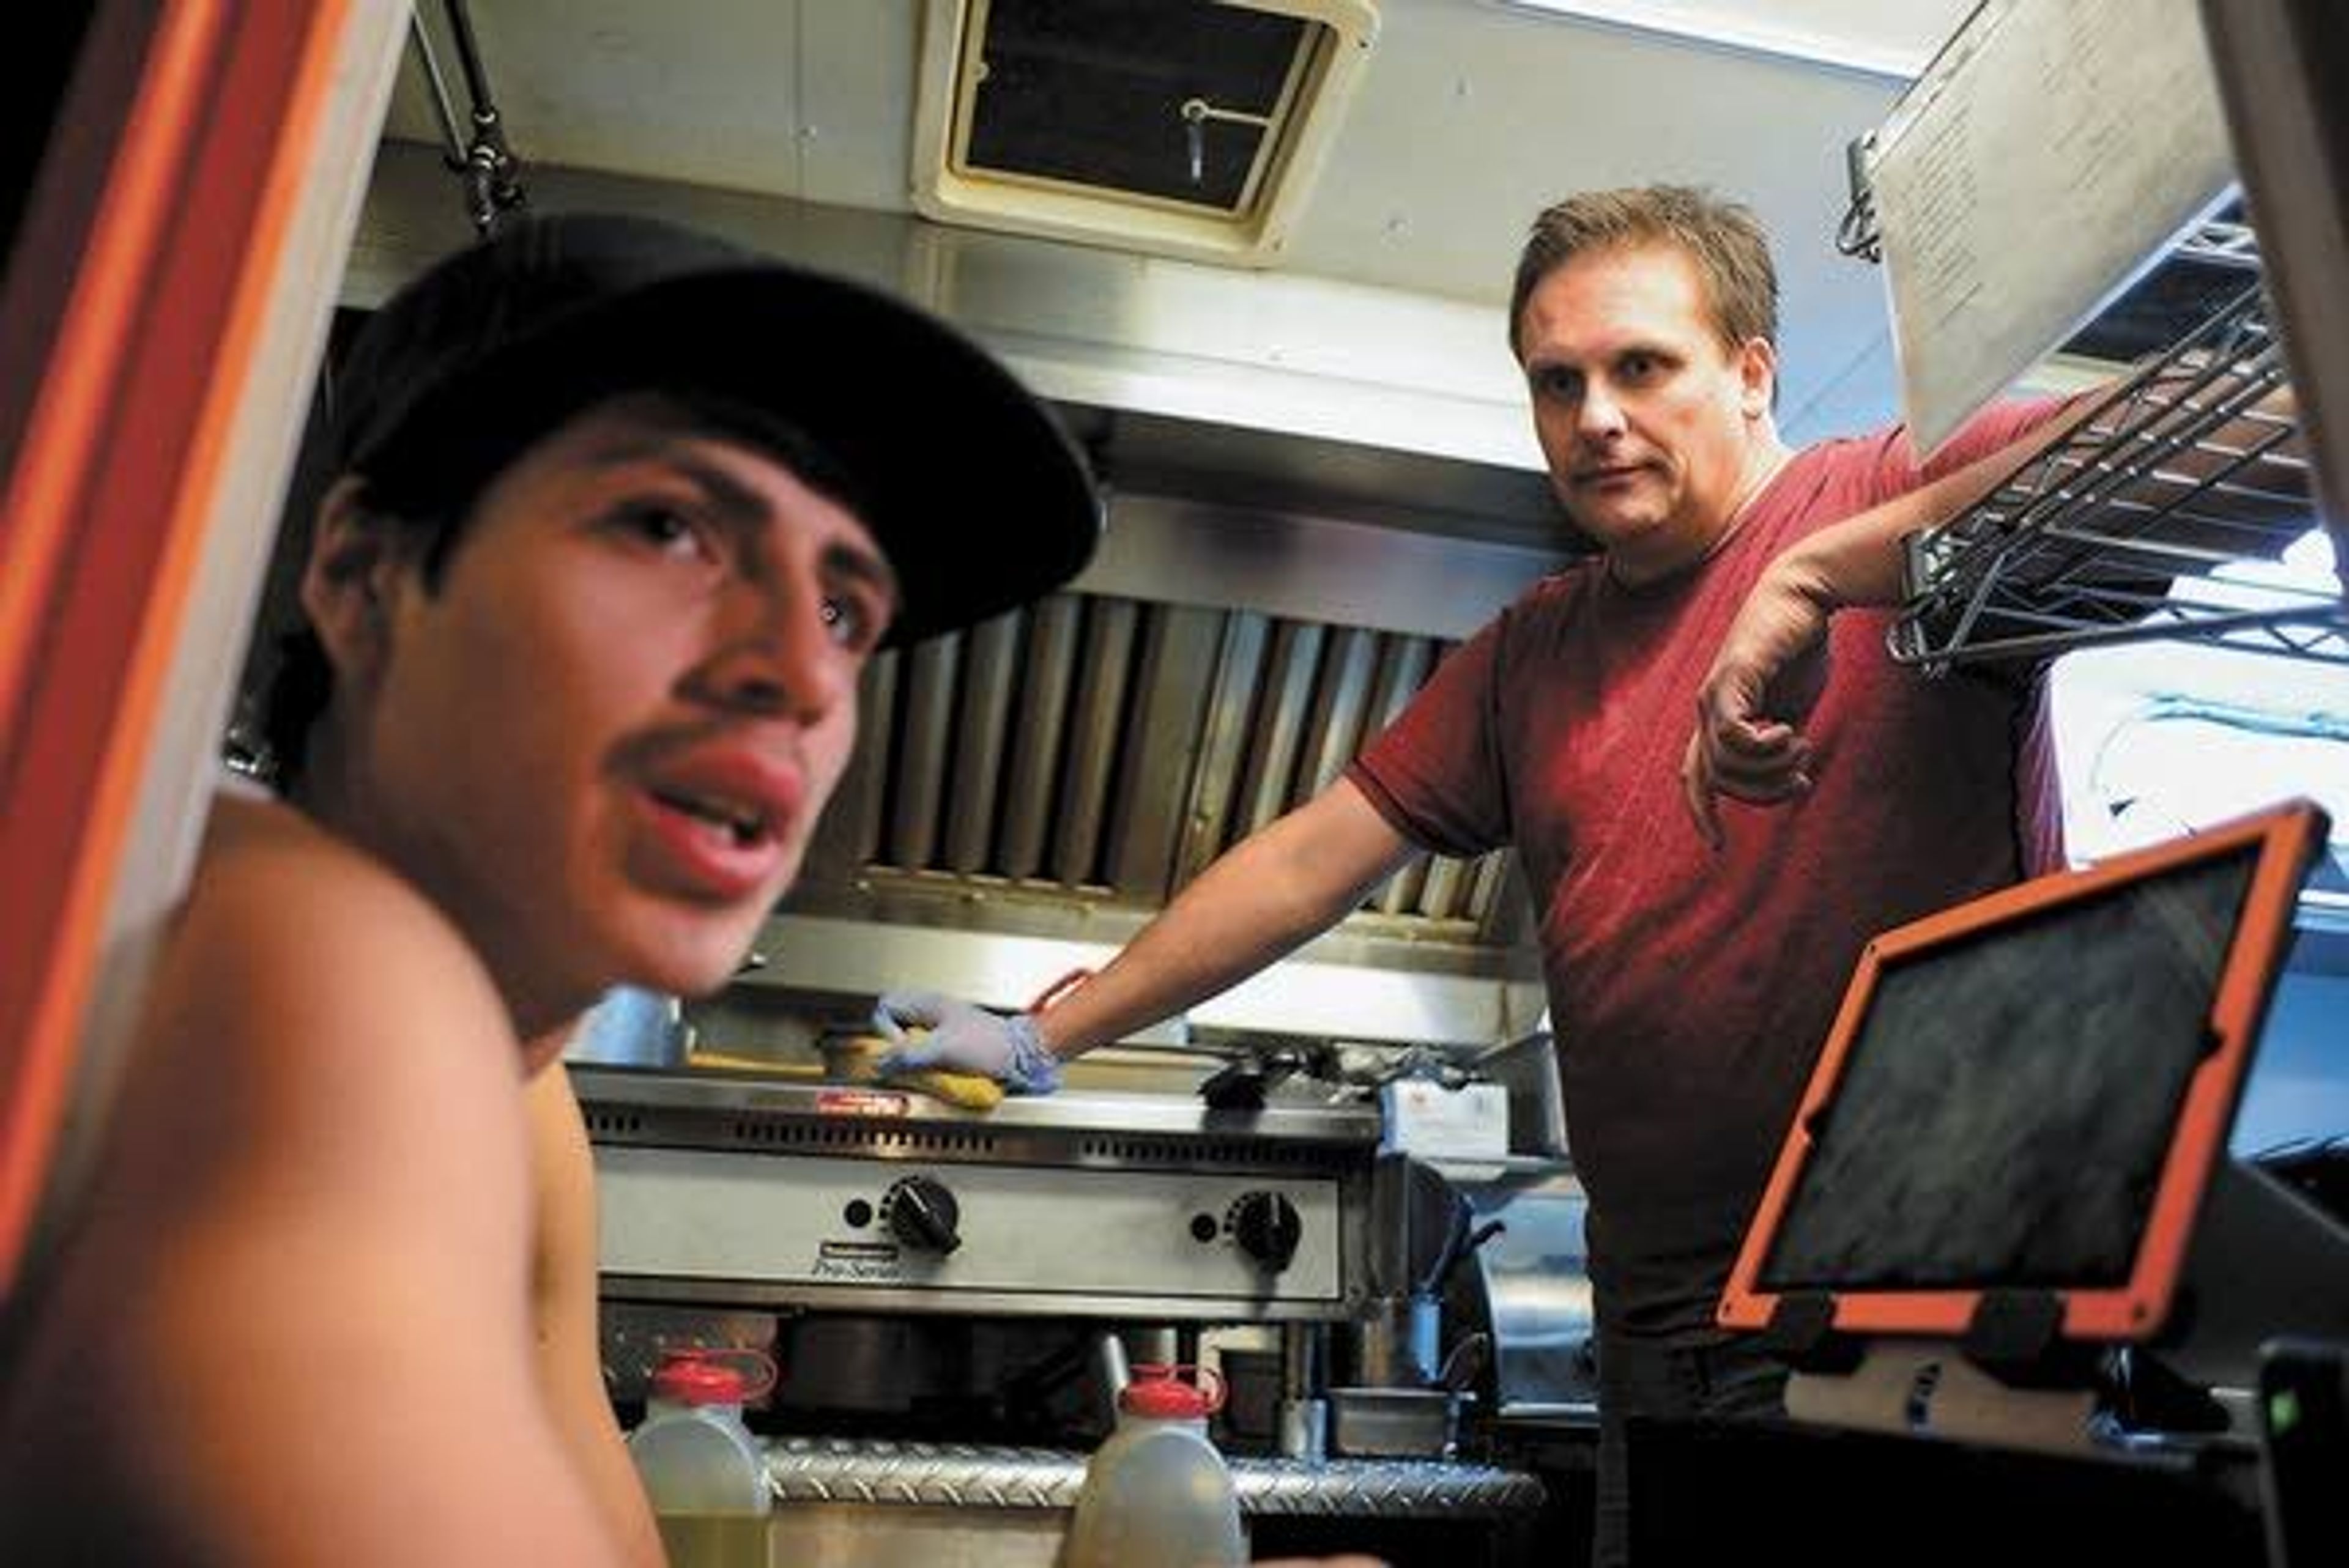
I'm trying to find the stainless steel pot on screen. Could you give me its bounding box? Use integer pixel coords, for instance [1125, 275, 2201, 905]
[1326, 1385, 1468, 1458]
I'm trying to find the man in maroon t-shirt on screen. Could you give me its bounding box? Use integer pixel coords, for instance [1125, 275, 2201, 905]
[877, 185, 2088, 1564]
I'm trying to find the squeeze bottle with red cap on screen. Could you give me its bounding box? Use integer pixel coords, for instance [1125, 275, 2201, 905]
[1061, 1363, 1245, 1568]
[626, 1348, 774, 1516]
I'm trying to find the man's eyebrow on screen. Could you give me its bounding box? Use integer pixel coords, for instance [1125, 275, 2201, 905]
[1526, 338, 1675, 375]
[822, 534, 900, 610]
[581, 438, 768, 517]
[588, 437, 900, 607]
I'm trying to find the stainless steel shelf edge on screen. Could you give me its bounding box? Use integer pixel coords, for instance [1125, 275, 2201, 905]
[762, 1438, 1546, 1518]
[570, 1065, 1383, 1144]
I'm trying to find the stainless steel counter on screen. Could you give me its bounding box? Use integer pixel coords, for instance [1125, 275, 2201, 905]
[575, 1064, 1384, 1145]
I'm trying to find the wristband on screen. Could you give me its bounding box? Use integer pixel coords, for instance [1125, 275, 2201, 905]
[1001, 1012, 1064, 1095]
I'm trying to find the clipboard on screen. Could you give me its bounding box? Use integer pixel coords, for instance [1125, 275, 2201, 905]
[1860, 0, 2238, 457]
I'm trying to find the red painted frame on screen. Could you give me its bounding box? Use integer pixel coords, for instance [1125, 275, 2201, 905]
[0, 0, 355, 1296]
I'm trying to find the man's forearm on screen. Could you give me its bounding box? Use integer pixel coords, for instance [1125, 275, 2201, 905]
[1034, 781, 1414, 1059]
[1781, 394, 2109, 612]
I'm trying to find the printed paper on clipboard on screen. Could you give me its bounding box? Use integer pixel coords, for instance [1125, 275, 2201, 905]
[1863, 0, 2238, 460]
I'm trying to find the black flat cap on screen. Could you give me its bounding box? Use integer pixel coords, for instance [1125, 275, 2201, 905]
[330, 210, 1101, 645]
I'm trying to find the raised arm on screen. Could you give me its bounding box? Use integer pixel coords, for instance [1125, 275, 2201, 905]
[1679, 396, 2105, 847]
[1682, 355, 2315, 848]
[875, 778, 1418, 1082]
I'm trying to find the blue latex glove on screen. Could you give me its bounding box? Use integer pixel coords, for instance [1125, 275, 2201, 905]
[871, 991, 1063, 1094]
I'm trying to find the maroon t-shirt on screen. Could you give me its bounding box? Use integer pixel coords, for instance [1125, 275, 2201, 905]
[1348, 405, 2069, 1339]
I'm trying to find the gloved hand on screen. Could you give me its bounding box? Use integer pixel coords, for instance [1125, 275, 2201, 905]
[871, 991, 1063, 1095]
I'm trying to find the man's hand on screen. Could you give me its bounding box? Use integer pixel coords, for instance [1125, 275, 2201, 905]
[1680, 561, 1833, 849]
[872, 991, 1063, 1094]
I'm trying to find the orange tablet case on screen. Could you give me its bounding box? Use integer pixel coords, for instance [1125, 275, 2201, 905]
[1718, 797, 2331, 1347]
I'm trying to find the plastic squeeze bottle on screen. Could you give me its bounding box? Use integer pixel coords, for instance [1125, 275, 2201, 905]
[1062, 1363, 1246, 1568]
[626, 1347, 774, 1568]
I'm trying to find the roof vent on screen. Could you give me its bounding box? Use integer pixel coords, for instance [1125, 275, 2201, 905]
[912, 0, 1378, 266]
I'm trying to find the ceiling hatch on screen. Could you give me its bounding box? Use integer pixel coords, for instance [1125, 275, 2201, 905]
[913, 0, 1378, 265]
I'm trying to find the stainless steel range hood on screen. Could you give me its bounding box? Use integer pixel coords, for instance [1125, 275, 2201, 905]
[347, 144, 1562, 499]
[348, 144, 1568, 1050]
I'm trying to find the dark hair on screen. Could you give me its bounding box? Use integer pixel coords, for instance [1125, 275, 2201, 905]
[1507, 185, 1780, 367]
[237, 382, 867, 790]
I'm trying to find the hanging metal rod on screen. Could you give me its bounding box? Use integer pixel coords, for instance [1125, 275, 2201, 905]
[406, 0, 525, 235]
[407, 8, 467, 169]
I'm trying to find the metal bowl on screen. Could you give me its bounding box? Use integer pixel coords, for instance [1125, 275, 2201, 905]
[1326, 1385, 1467, 1458]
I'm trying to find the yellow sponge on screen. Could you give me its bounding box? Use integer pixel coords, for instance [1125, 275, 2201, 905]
[683, 1038, 1004, 1111]
[824, 1034, 1006, 1111]
[883, 1067, 1004, 1111]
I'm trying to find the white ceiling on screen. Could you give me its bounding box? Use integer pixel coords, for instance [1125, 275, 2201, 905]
[381, 0, 1974, 442]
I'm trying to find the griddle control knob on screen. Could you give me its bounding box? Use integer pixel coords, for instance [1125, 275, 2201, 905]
[1230, 1190, 1302, 1272]
[883, 1175, 962, 1255]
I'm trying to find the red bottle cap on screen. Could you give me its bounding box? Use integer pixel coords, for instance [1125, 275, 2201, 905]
[650, 1348, 777, 1405]
[1119, 1363, 1226, 1418]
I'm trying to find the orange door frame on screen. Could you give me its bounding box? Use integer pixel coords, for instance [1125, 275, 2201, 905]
[0, 0, 369, 1296]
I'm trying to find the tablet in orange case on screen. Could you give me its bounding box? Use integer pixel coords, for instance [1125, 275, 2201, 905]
[1719, 797, 2331, 1346]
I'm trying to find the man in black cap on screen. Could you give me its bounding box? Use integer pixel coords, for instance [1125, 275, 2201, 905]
[0, 211, 1100, 1564]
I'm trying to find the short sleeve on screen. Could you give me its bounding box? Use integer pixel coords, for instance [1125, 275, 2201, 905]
[1858, 394, 2079, 497]
[1345, 612, 1515, 859]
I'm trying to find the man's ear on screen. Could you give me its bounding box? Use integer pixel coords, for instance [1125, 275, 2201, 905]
[297, 476, 408, 689]
[1739, 336, 1778, 418]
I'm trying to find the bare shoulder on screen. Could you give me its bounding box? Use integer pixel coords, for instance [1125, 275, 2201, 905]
[186, 791, 504, 1022]
[70, 790, 532, 1246]
[114, 790, 534, 1231]
[0, 795, 585, 1561]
